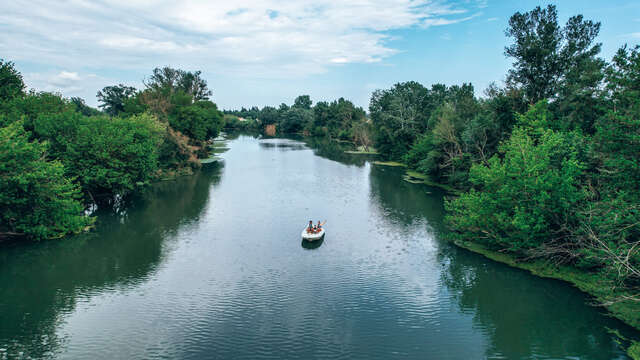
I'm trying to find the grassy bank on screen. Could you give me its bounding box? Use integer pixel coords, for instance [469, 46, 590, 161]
[452, 239, 640, 358]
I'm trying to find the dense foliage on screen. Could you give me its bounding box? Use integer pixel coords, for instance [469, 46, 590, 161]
[0, 61, 223, 240]
[224, 95, 370, 147]
[0, 122, 92, 240]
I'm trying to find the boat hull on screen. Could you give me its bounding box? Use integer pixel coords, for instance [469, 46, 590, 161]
[301, 228, 325, 241]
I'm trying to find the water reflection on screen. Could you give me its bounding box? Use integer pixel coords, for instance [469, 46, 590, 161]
[440, 247, 634, 359]
[0, 163, 223, 359]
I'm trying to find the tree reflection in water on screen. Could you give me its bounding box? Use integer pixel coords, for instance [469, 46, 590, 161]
[0, 163, 223, 359]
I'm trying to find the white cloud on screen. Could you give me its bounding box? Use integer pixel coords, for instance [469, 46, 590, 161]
[487, 17, 498, 22]
[0, 0, 484, 78]
[629, 32, 640, 38]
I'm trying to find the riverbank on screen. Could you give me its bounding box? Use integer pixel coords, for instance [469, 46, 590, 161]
[453, 239, 640, 358]
[371, 161, 462, 194]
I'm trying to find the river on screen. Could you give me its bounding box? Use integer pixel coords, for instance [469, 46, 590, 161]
[0, 134, 637, 359]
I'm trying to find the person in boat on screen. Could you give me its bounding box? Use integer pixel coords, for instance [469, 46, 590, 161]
[317, 220, 325, 230]
[307, 220, 314, 233]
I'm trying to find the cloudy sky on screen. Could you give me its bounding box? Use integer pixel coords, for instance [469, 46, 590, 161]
[1, 0, 639, 109]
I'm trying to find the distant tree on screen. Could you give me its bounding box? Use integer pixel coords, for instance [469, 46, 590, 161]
[70, 97, 101, 116]
[293, 95, 312, 110]
[97, 84, 137, 116]
[0, 59, 25, 102]
[145, 67, 212, 101]
[178, 70, 212, 101]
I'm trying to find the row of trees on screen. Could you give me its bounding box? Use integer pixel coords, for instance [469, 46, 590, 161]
[224, 95, 371, 147]
[0, 63, 223, 240]
[370, 6, 639, 307]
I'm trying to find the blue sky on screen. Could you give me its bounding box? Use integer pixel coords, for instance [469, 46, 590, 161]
[1, 0, 638, 110]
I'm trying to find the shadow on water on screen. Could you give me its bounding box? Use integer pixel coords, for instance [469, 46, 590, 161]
[368, 164, 446, 230]
[0, 163, 223, 359]
[439, 245, 638, 359]
[301, 237, 325, 250]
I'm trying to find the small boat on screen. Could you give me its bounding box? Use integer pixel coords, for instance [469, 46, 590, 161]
[301, 227, 325, 241]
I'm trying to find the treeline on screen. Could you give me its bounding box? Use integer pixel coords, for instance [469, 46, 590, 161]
[224, 95, 372, 149]
[0, 64, 223, 240]
[370, 6, 640, 309]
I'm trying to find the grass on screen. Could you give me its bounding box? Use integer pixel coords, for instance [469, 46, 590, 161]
[629, 341, 640, 360]
[372, 161, 407, 167]
[404, 170, 462, 194]
[345, 146, 379, 155]
[453, 239, 640, 332]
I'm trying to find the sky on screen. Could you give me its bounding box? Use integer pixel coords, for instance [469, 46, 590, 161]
[1, 0, 639, 110]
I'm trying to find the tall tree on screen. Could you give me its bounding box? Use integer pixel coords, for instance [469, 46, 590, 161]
[505, 5, 601, 105]
[145, 67, 212, 101]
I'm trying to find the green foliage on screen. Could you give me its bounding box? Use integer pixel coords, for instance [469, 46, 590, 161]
[145, 67, 212, 101]
[225, 96, 366, 138]
[70, 97, 101, 116]
[505, 5, 602, 106]
[0, 59, 25, 102]
[169, 99, 223, 141]
[97, 84, 137, 116]
[0, 122, 92, 240]
[31, 111, 165, 196]
[293, 95, 312, 109]
[447, 105, 585, 252]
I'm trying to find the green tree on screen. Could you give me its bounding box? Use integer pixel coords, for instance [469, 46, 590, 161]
[170, 99, 223, 141]
[0, 59, 25, 102]
[293, 95, 312, 110]
[97, 84, 137, 116]
[71, 97, 101, 116]
[145, 67, 212, 101]
[0, 122, 92, 240]
[505, 5, 602, 106]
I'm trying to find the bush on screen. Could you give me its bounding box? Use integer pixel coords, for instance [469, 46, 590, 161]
[446, 125, 584, 252]
[0, 122, 92, 240]
[32, 111, 166, 196]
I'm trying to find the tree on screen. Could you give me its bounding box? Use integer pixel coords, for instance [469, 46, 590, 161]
[0, 59, 25, 102]
[505, 5, 601, 105]
[0, 122, 92, 240]
[145, 67, 212, 101]
[605, 45, 640, 113]
[71, 97, 101, 116]
[369, 81, 430, 160]
[97, 84, 137, 116]
[170, 100, 223, 141]
[293, 95, 312, 110]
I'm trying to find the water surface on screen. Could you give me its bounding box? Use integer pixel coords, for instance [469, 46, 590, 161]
[0, 134, 636, 359]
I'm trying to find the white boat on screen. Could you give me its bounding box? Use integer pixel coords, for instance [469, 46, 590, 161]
[301, 227, 325, 241]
